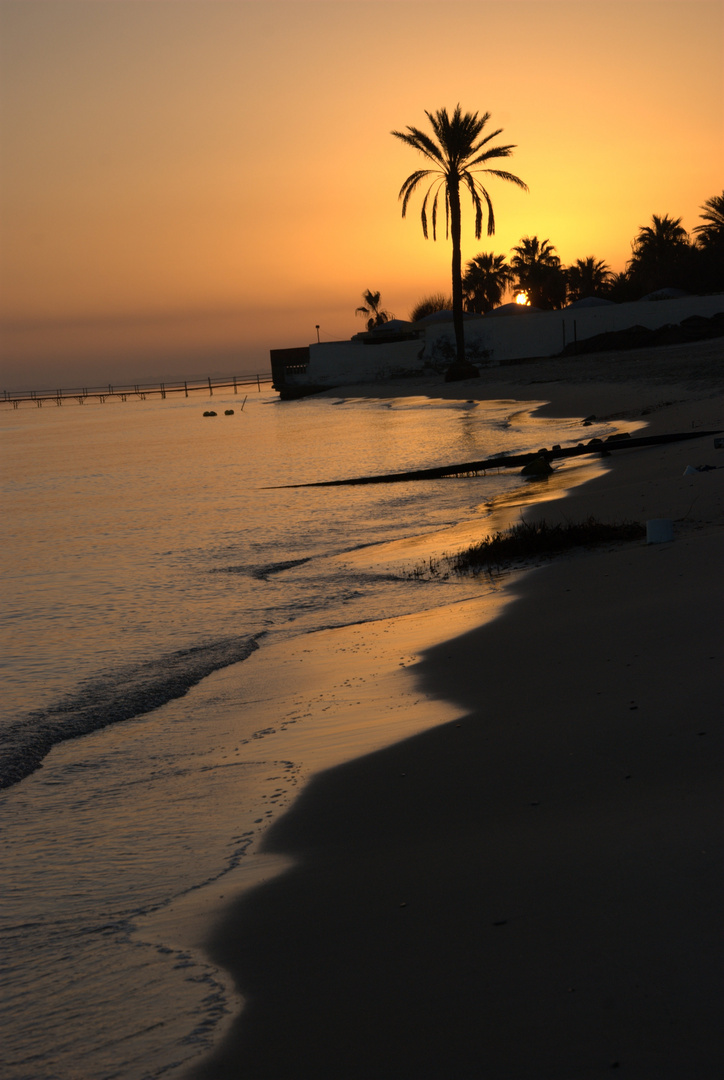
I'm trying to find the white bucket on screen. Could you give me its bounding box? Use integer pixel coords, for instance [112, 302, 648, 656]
[646, 519, 673, 544]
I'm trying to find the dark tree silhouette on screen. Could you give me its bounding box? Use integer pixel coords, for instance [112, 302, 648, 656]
[355, 289, 394, 331]
[511, 236, 566, 309]
[693, 192, 724, 249]
[392, 105, 527, 380]
[565, 256, 612, 302]
[409, 293, 452, 322]
[462, 252, 513, 313]
[692, 192, 724, 291]
[627, 214, 691, 293]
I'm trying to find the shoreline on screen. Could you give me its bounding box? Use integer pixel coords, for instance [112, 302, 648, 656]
[185, 342, 723, 1078]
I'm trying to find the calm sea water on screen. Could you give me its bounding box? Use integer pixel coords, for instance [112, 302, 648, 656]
[0, 386, 616, 1079]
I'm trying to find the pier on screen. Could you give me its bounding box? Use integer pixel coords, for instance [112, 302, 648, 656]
[1, 372, 273, 409]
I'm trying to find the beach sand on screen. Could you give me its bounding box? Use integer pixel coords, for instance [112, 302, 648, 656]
[187, 340, 723, 1079]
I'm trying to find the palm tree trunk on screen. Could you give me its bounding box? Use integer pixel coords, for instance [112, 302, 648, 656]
[450, 184, 465, 363]
[446, 180, 479, 382]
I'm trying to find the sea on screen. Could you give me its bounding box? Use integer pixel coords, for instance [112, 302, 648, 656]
[0, 383, 619, 1080]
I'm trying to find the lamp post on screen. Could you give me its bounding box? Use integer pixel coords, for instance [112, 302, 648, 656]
[315, 325, 320, 342]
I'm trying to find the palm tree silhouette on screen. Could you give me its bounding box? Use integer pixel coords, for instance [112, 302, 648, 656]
[355, 289, 393, 331]
[511, 236, 566, 309]
[462, 252, 513, 313]
[566, 256, 612, 302]
[627, 213, 690, 293]
[692, 192, 724, 291]
[392, 105, 527, 379]
[693, 192, 724, 249]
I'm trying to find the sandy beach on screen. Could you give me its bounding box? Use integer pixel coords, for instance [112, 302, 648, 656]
[187, 340, 723, 1080]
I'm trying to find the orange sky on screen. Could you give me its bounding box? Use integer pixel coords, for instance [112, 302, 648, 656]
[1, 0, 722, 388]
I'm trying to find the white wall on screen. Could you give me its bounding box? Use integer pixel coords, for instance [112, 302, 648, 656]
[287, 338, 425, 389]
[286, 294, 724, 389]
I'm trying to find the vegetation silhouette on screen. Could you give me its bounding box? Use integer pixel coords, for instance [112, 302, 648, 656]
[566, 257, 613, 303]
[627, 213, 690, 294]
[379, 188, 722, 330]
[692, 191, 724, 292]
[392, 105, 527, 380]
[694, 192, 724, 248]
[462, 252, 513, 314]
[409, 293, 452, 321]
[511, 236, 566, 309]
[355, 289, 393, 331]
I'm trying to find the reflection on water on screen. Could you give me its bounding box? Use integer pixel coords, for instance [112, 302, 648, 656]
[0, 389, 633, 1080]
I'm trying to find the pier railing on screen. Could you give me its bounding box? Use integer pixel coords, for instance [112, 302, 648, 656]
[1, 372, 273, 408]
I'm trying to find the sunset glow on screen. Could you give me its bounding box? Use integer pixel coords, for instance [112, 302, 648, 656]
[515, 293, 531, 306]
[0, 0, 722, 388]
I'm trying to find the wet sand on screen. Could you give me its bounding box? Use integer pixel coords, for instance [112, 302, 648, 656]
[187, 340, 723, 1079]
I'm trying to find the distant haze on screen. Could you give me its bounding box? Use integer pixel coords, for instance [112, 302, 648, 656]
[1, 0, 722, 389]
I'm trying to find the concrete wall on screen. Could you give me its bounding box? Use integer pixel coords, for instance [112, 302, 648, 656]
[286, 338, 425, 389]
[285, 293, 724, 390]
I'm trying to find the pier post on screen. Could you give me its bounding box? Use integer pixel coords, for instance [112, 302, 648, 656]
[208, 377, 213, 396]
[233, 377, 237, 394]
[184, 381, 188, 398]
[161, 383, 166, 399]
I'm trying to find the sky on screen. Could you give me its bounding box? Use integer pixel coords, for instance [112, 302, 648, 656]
[1, 0, 722, 389]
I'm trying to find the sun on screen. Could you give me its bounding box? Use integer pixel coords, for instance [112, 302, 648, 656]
[515, 292, 530, 306]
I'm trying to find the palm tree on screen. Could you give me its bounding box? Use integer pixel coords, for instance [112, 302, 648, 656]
[392, 105, 527, 380]
[355, 289, 393, 331]
[627, 213, 690, 293]
[462, 252, 513, 313]
[510, 236, 566, 309]
[693, 192, 724, 247]
[566, 256, 612, 303]
[692, 192, 724, 292]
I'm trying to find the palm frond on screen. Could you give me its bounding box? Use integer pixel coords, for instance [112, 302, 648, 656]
[482, 168, 529, 191]
[399, 170, 435, 218]
[392, 126, 444, 166]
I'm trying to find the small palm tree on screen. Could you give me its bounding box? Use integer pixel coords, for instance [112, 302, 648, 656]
[462, 252, 513, 313]
[392, 105, 527, 379]
[355, 289, 393, 331]
[511, 236, 566, 309]
[566, 256, 612, 302]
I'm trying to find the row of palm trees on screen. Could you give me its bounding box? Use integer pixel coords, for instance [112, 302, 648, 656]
[390, 104, 722, 379]
[462, 202, 724, 314]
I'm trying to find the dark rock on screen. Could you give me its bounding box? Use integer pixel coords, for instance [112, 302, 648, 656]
[520, 456, 553, 477]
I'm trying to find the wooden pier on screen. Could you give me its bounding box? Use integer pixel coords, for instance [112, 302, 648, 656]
[1, 372, 273, 409]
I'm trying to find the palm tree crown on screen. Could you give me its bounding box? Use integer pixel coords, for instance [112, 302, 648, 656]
[392, 105, 527, 376]
[566, 256, 612, 303]
[630, 214, 689, 259]
[355, 289, 393, 331]
[511, 236, 566, 309]
[693, 192, 724, 249]
[462, 252, 513, 313]
[627, 214, 691, 293]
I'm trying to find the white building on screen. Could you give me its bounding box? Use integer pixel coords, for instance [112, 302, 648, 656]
[270, 293, 724, 398]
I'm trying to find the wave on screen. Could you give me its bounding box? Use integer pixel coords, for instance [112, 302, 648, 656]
[210, 556, 314, 580]
[0, 635, 263, 791]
